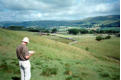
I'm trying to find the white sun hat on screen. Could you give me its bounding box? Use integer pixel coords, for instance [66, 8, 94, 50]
[22, 37, 29, 43]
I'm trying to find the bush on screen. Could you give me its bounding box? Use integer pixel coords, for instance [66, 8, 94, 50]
[51, 28, 57, 33]
[89, 30, 96, 34]
[28, 29, 40, 32]
[96, 36, 103, 41]
[105, 35, 111, 39]
[7, 26, 25, 30]
[68, 29, 80, 35]
[80, 29, 88, 34]
[85, 47, 89, 51]
[44, 30, 50, 33]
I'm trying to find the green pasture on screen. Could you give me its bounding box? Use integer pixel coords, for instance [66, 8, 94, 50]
[72, 35, 120, 61]
[0, 28, 119, 80]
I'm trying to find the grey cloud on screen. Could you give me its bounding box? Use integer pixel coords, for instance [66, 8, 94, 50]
[0, 0, 74, 11]
[0, 0, 120, 21]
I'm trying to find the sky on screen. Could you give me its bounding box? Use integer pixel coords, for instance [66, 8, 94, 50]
[0, 0, 120, 21]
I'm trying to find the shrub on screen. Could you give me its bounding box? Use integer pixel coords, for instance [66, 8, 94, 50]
[89, 30, 96, 34]
[85, 47, 89, 51]
[43, 29, 50, 33]
[28, 29, 40, 32]
[105, 35, 111, 39]
[99, 71, 110, 78]
[7, 26, 25, 30]
[51, 28, 57, 33]
[68, 29, 80, 35]
[80, 29, 88, 34]
[96, 36, 103, 41]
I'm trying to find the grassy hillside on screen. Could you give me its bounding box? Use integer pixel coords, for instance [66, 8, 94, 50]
[0, 28, 120, 80]
[72, 35, 120, 60]
[82, 15, 119, 24]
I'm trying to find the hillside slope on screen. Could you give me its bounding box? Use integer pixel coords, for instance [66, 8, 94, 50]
[81, 15, 120, 27]
[0, 29, 119, 80]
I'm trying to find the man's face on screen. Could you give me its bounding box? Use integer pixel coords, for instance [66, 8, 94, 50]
[24, 42, 28, 45]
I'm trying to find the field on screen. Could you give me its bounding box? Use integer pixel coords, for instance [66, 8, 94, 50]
[0, 28, 120, 80]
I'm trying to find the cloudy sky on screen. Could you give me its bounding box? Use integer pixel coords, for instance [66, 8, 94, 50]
[0, 0, 120, 21]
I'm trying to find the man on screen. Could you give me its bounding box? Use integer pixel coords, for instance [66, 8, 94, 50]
[16, 37, 35, 80]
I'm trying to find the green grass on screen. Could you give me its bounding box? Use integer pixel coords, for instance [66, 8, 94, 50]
[41, 35, 73, 44]
[0, 28, 120, 80]
[72, 36, 120, 61]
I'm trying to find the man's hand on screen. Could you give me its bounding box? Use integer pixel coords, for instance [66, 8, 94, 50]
[25, 51, 35, 59]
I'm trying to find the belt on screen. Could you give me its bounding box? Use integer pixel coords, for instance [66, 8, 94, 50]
[19, 59, 29, 61]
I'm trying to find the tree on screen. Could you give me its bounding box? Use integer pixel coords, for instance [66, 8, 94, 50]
[105, 35, 111, 39]
[26, 27, 40, 32]
[96, 36, 103, 41]
[51, 28, 57, 33]
[80, 29, 88, 34]
[68, 29, 80, 35]
[43, 29, 50, 33]
[7, 26, 24, 30]
[89, 30, 96, 34]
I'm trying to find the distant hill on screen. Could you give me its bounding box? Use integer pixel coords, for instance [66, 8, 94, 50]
[0, 15, 120, 28]
[81, 15, 120, 27]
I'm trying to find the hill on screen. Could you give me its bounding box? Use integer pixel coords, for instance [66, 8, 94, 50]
[0, 15, 120, 28]
[0, 28, 120, 80]
[81, 15, 120, 27]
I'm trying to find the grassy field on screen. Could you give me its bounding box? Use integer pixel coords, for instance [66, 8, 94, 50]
[72, 36, 120, 61]
[0, 28, 120, 80]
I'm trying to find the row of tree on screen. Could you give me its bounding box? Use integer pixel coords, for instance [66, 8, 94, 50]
[96, 35, 111, 41]
[2, 26, 58, 33]
[68, 29, 88, 35]
[68, 28, 120, 35]
[2, 26, 119, 35]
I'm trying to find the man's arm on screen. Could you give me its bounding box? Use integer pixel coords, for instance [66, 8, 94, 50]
[25, 53, 33, 59]
[25, 51, 35, 59]
[24, 45, 35, 59]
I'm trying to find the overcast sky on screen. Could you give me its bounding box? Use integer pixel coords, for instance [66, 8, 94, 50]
[0, 0, 120, 21]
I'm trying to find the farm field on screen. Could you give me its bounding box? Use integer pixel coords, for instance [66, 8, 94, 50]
[0, 28, 120, 80]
